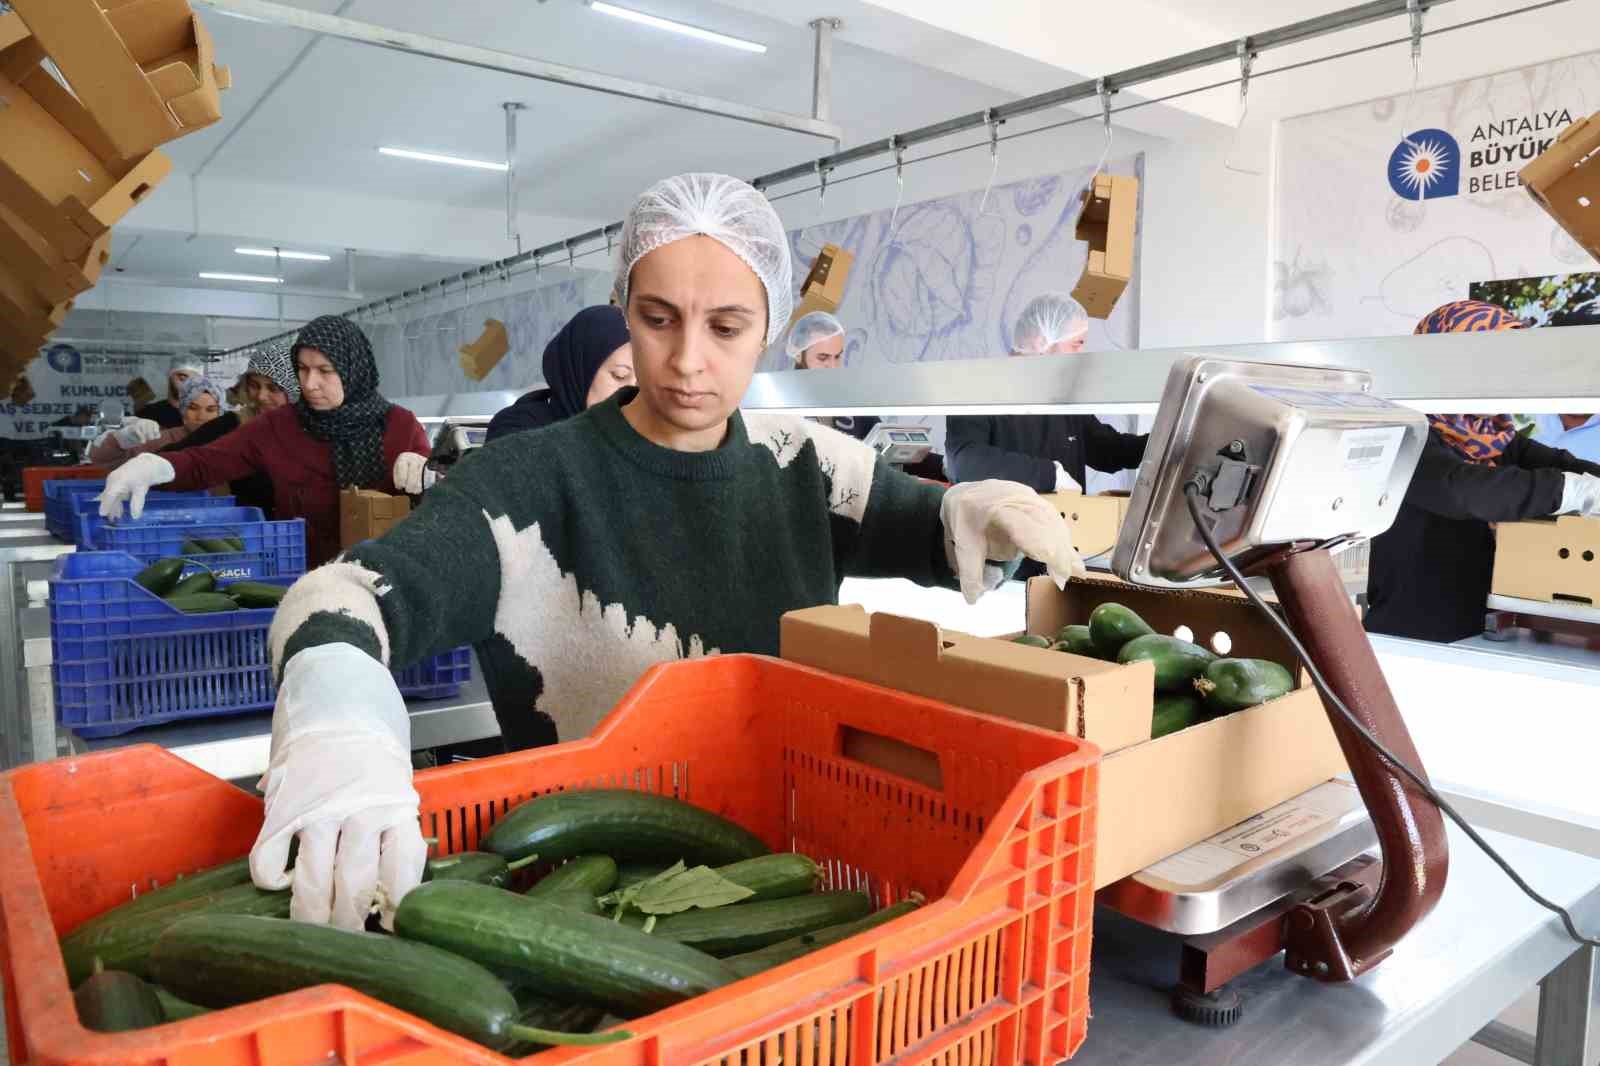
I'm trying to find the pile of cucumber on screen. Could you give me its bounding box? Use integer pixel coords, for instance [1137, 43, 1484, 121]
[1015, 602, 1295, 739]
[61, 789, 922, 1054]
[131, 555, 286, 614]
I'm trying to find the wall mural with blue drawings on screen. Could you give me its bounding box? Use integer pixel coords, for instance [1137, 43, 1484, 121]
[762, 151, 1145, 373]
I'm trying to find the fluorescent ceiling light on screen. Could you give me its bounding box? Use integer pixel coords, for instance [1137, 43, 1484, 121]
[378, 146, 508, 171]
[198, 272, 283, 284]
[236, 247, 332, 262]
[589, 2, 766, 53]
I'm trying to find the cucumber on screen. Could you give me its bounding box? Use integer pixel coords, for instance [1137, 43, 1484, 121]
[1088, 602, 1155, 656]
[1012, 635, 1052, 649]
[197, 537, 237, 554]
[179, 540, 208, 556]
[543, 888, 604, 915]
[164, 571, 216, 599]
[725, 896, 924, 979]
[635, 891, 873, 957]
[1194, 658, 1296, 713]
[1152, 694, 1202, 739]
[132, 558, 184, 596]
[1053, 624, 1096, 656]
[149, 914, 626, 1051]
[394, 880, 736, 1014]
[60, 883, 290, 985]
[223, 536, 245, 551]
[615, 862, 667, 891]
[1117, 634, 1217, 692]
[609, 854, 817, 903]
[424, 851, 536, 888]
[67, 856, 255, 937]
[225, 581, 286, 608]
[74, 969, 165, 1032]
[152, 984, 210, 1022]
[165, 592, 239, 614]
[527, 854, 619, 898]
[483, 789, 769, 866]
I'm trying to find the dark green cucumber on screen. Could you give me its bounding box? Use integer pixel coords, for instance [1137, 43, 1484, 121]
[1088, 602, 1155, 656]
[74, 969, 165, 1032]
[1117, 634, 1217, 692]
[1052, 624, 1096, 656]
[423, 851, 536, 888]
[1152, 694, 1202, 739]
[149, 914, 624, 1051]
[223, 536, 245, 552]
[725, 896, 924, 978]
[615, 862, 667, 890]
[179, 540, 208, 556]
[395, 880, 735, 1014]
[197, 538, 237, 554]
[165, 592, 239, 614]
[1194, 658, 1295, 713]
[543, 888, 604, 915]
[61, 882, 290, 986]
[708, 854, 820, 902]
[152, 984, 210, 1022]
[1012, 634, 1052, 649]
[224, 581, 286, 608]
[132, 558, 184, 596]
[637, 891, 873, 957]
[483, 789, 769, 866]
[527, 854, 618, 898]
[68, 856, 255, 937]
[165, 571, 216, 598]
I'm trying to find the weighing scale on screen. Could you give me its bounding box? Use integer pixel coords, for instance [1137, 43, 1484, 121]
[862, 421, 935, 466]
[1102, 357, 1445, 1024]
[430, 421, 490, 467]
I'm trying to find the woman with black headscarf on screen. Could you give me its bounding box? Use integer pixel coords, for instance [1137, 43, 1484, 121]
[98, 316, 431, 566]
[485, 306, 633, 442]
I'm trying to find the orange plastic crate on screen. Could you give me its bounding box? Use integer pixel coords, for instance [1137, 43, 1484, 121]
[22, 465, 105, 512]
[0, 654, 1100, 1066]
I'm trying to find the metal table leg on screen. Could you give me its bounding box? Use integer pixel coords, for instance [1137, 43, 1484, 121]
[1536, 944, 1598, 1065]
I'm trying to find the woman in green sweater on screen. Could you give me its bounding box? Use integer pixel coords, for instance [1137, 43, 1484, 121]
[237, 173, 1087, 931]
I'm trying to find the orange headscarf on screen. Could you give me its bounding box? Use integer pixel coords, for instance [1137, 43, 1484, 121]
[1414, 300, 1525, 464]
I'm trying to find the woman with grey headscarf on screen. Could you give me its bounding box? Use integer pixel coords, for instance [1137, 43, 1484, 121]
[239, 341, 301, 420]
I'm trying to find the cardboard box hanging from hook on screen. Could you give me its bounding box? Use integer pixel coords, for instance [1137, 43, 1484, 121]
[1521, 110, 1600, 265]
[1071, 174, 1139, 320]
[459, 318, 509, 381]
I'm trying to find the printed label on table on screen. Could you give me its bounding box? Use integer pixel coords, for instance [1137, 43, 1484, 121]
[1139, 781, 1360, 887]
[1338, 426, 1406, 472]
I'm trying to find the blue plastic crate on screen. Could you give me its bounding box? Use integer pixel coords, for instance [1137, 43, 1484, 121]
[72, 496, 241, 549]
[78, 505, 308, 579]
[42, 480, 208, 541]
[50, 552, 470, 737]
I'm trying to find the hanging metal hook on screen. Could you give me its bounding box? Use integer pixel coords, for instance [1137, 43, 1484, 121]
[566, 239, 575, 271]
[1408, 0, 1425, 62]
[977, 109, 1002, 216]
[1396, 0, 1427, 158]
[1224, 40, 1263, 176]
[815, 158, 831, 205]
[887, 135, 907, 236]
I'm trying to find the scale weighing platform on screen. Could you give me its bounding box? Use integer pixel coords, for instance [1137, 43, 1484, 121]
[862, 421, 935, 466]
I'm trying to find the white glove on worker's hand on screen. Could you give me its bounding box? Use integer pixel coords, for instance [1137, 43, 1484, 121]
[98, 454, 175, 520]
[941, 480, 1088, 605]
[250, 643, 426, 932]
[1558, 472, 1600, 516]
[1052, 461, 1084, 494]
[113, 418, 162, 448]
[392, 452, 436, 496]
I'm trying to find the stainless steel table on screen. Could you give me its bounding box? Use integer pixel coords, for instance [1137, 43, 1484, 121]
[1075, 824, 1600, 1065]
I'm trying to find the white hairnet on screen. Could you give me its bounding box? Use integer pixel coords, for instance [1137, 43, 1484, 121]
[785, 311, 845, 359]
[613, 173, 793, 347]
[1012, 293, 1090, 354]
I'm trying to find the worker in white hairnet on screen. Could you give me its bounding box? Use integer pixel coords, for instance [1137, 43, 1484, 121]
[248, 173, 1086, 932]
[784, 309, 878, 441]
[947, 292, 1146, 497]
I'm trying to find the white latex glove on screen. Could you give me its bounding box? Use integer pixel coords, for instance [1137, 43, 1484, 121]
[113, 418, 162, 448]
[392, 452, 436, 495]
[1052, 461, 1084, 494]
[98, 454, 175, 520]
[1559, 472, 1600, 516]
[250, 643, 426, 931]
[941, 480, 1088, 605]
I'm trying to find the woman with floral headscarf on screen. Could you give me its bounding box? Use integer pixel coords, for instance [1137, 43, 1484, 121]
[1365, 300, 1600, 642]
[98, 316, 430, 566]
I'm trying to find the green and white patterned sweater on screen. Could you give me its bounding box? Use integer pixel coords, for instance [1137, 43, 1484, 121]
[269, 389, 956, 748]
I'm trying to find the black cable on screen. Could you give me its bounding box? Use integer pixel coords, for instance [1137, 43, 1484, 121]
[1182, 481, 1600, 948]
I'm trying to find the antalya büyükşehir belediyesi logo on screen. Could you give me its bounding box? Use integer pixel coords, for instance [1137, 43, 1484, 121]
[1386, 128, 1461, 199]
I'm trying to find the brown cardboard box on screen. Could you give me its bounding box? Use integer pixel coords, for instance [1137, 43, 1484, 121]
[781, 576, 1346, 888]
[1521, 111, 1599, 264]
[340, 489, 411, 548]
[0, 11, 29, 53]
[0, 202, 111, 306]
[1040, 492, 1123, 559]
[0, 266, 72, 340]
[0, 38, 171, 258]
[459, 319, 510, 381]
[1491, 516, 1600, 606]
[785, 243, 855, 330]
[9, 0, 230, 158]
[1071, 174, 1139, 320]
